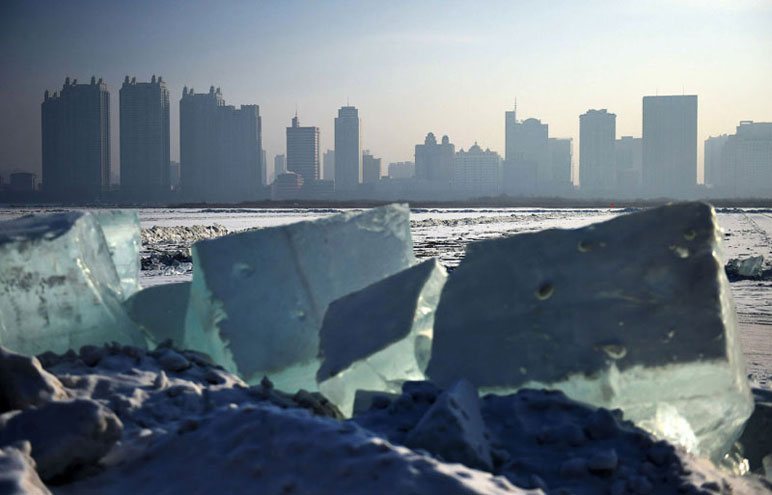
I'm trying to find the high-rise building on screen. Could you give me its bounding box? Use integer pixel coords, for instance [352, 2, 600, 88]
[169, 161, 181, 190]
[362, 150, 382, 184]
[579, 109, 616, 192]
[548, 138, 573, 192]
[615, 136, 642, 193]
[119, 75, 170, 200]
[274, 154, 286, 176]
[323, 149, 336, 182]
[261, 149, 267, 186]
[502, 110, 549, 195]
[286, 115, 319, 184]
[42, 76, 111, 200]
[180, 86, 261, 202]
[704, 135, 728, 188]
[642, 95, 698, 197]
[453, 142, 501, 197]
[415, 133, 454, 186]
[334, 106, 360, 190]
[720, 121, 772, 197]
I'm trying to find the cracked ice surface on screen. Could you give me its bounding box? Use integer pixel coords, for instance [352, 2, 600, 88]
[183, 204, 415, 389]
[92, 211, 142, 297]
[427, 202, 753, 463]
[317, 259, 447, 416]
[0, 212, 144, 356]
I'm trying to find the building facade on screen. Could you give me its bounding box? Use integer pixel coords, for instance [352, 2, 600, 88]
[415, 133, 454, 186]
[362, 150, 382, 184]
[322, 149, 336, 182]
[42, 76, 111, 200]
[721, 121, 772, 197]
[548, 137, 573, 193]
[286, 115, 319, 184]
[334, 106, 360, 190]
[502, 111, 549, 195]
[388, 161, 415, 179]
[453, 142, 501, 198]
[614, 136, 642, 194]
[642, 95, 698, 198]
[119, 75, 171, 200]
[180, 86, 261, 203]
[579, 109, 616, 193]
[704, 135, 728, 189]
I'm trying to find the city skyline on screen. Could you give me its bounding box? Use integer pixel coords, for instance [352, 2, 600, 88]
[1, 0, 771, 183]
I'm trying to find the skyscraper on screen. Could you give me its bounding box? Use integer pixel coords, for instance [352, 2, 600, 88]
[548, 138, 573, 192]
[642, 95, 698, 198]
[119, 75, 170, 200]
[334, 106, 360, 190]
[274, 154, 286, 176]
[286, 115, 320, 184]
[615, 136, 642, 193]
[453, 142, 501, 198]
[42, 76, 110, 200]
[180, 86, 261, 202]
[720, 121, 772, 197]
[502, 110, 549, 195]
[579, 109, 616, 192]
[415, 133, 454, 185]
[704, 135, 728, 188]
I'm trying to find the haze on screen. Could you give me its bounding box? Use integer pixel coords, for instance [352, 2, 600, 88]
[1, 0, 771, 182]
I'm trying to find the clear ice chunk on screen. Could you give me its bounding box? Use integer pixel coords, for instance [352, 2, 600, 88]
[183, 204, 415, 390]
[317, 259, 447, 416]
[124, 282, 190, 349]
[0, 212, 144, 356]
[92, 211, 142, 297]
[426, 202, 753, 462]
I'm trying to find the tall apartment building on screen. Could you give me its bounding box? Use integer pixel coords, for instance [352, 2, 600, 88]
[453, 142, 501, 198]
[548, 138, 573, 192]
[179, 86, 261, 203]
[362, 150, 381, 184]
[721, 121, 772, 197]
[41, 76, 111, 200]
[503, 109, 549, 194]
[323, 149, 336, 182]
[119, 75, 170, 200]
[415, 133, 454, 186]
[334, 106, 360, 190]
[704, 135, 728, 188]
[579, 109, 616, 192]
[274, 154, 286, 176]
[642, 95, 698, 198]
[286, 115, 320, 184]
[615, 136, 642, 193]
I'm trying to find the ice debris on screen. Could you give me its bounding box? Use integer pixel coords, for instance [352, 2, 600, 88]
[183, 204, 415, 389]
[317, 258, 446, 415]
[124, 282, 190, 349]
[353, 381, 772, 495]
[726, 255, 766, 281]
[426, 202, 753, 463]
[0, 212, 144, 356]
[92, 210, 142, 297]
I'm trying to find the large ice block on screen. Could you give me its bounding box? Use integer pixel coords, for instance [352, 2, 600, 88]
[0, 212, 144, 356]
[426, 202, 753, 462]
[317, 259, 447, 416]
[124, 282, 190, 349]
[92, 211, 141, 297]
[183, 204, 415, 389]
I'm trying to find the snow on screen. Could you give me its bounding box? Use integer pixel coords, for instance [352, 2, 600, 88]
[183, 204, 416, 389]
[0, 212, 144, 356]
[426, 203, 753, 463]
[317, 258, 447, 416]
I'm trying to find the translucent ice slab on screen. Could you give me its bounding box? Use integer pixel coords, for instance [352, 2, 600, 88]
[183, 204, 415, 389]
[317, 259, 447, 416]
[92, 210, 141, 297]
[0, 212, 144, 356]
[426, 202, 753, 462]
[124, 282, 190, 349]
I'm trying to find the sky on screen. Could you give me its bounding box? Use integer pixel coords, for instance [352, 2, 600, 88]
[1, 0, 771, 183]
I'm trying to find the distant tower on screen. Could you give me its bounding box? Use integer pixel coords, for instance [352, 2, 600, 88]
[334, 106, 361, 190]
[323, 149, 336, 182]
[642, 95, 698, 198]
[415, 133, 454, 186]
[362, 150, 382, 184]
[120, 75, 171, 200]
[42, 76, 111, 200]
[579, 109, 616, 192]
[286, 115, 320, 183]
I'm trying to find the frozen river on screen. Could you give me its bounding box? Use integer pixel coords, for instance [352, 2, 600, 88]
[1, 205, 770, 387]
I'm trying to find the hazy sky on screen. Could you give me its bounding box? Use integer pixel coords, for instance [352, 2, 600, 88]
[1, 0, 770, 183]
